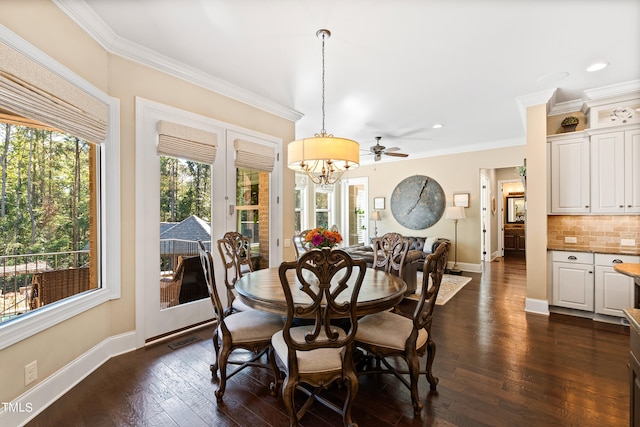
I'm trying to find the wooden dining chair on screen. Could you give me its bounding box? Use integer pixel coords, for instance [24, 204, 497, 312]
[372, 232, 409, 278]
[292, 229, 312, 260]
[355, 241, 450, 416]
[217, 231, 254, 314]
[197, 241, 283, 401]
[271, 248, 367, 427]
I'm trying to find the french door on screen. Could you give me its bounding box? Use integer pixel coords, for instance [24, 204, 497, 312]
[135, 98, 281, 345]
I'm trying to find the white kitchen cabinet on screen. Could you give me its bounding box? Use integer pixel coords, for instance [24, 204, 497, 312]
[549, 134, 590, 214]
[551, 251, 594, 311]
[594, 253, 639, 317]
[591, 128, 640, 214]
[625, 128, 640, 213]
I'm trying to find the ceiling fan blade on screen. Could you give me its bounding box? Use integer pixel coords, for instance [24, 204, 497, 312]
[384, 147, 401, 152]
[385, 152, 409, 157]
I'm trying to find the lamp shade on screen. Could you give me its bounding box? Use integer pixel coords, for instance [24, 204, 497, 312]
[370, 210, 381, 221]
[287, 135, 360, 172]
[445, 206, 466, 220]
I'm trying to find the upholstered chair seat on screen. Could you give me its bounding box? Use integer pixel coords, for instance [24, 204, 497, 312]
[272, 327, 347, 374]
[356, 311, 427, 351]
[222, 310, 284, 343]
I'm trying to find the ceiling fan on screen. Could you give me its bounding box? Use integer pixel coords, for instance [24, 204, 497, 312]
[369, 136, 409, 162]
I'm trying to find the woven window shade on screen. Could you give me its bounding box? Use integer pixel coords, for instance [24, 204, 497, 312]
[0, 41, 109, 144]
[157, 120, 218, 164]
[234, 139, 275, 172]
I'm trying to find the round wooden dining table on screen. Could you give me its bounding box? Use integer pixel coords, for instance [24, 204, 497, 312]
[235, 266, 407, 317]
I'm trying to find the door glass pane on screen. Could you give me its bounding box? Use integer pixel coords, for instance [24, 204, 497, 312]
[236, 167, 268, 270]
[159, 156, 211, 310]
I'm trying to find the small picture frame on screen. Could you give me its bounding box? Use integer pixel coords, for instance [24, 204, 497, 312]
[373, 197, 385, 210]
[453, 193, 469, 208]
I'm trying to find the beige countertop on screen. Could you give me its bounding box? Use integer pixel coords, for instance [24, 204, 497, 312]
[615, 263, 640, 280]
[547, 245, 640, 256]
[624, 308, 640, 334]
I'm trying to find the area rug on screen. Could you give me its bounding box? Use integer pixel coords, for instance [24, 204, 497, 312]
[406, 273, 472, 305]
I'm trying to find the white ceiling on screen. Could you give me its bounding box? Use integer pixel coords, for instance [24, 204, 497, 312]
[55, 0, 640, 164]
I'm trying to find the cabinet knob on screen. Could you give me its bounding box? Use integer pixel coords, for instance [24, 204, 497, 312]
[629, 205, 632, 208]
[612, 259, 623, 264]
[585, 205, 589, 208]
[589, 271, 593, 274]
[568, 256, 577, 260]
[619, 205, 624, 208]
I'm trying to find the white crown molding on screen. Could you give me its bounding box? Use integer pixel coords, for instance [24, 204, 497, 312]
[548, 98, 584, 116]
[53, 0, 303, 123]
[515, 88, 557, 127]
[583, 79, 640, 101]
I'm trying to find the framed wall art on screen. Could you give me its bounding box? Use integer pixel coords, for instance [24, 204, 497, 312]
[373, 197, 385, 210]
[453, 193, 469, 208]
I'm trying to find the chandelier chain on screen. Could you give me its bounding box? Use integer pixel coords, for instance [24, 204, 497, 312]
[320, 31, 326, 136]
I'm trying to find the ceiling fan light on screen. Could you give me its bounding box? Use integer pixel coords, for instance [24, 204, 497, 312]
[432, 124, 443, 129]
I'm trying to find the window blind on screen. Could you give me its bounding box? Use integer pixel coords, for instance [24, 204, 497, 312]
[157, 120, 218, 164]
[234, 138, 275, 172]
[0, 41, 109, 143]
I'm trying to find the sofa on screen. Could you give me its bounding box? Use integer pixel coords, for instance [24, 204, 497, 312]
[343, 236, 449, 295]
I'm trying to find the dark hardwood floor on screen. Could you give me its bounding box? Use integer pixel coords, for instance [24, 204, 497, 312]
[27, 253, 630, 426]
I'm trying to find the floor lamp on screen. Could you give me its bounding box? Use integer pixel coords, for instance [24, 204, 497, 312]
[370, 210, 381, 238]
[445, 206, 466, 275]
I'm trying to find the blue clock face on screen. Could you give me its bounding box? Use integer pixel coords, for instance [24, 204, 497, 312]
[390, 175, 445, 230]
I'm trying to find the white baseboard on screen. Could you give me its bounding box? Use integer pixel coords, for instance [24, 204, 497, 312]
[525, 298, 550, 315]
[0, 331, 136, 426]
[447, 261, 482, 274]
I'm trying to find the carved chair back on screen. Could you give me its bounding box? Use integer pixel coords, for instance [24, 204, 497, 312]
[372, 232, 410, 278]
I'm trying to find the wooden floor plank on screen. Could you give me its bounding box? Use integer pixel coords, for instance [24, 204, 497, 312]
[26, 254, 630, 426]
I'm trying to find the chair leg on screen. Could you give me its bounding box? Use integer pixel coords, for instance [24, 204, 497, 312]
[425, 336, 439, 390]
[281, 375, 299, 427]
[215, 345, 231, 401]
[210, 329, 220, 375]
[268, 345, 280, 397]
[407, 352, 423, 416]
[342, 370, 359, 427]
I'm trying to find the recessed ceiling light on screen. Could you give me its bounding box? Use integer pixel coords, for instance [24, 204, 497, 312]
[432, 124, 443, 129]
[587, 62, 609, 72]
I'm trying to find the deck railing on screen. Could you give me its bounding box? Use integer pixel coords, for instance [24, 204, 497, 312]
[0, 250, 89, 321]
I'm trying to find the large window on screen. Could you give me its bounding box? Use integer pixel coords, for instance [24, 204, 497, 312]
[314, 186, 334, 229]
[0, 28, 120, 349]
[294, 174, 308, 233]
[0, 124, 97, 322]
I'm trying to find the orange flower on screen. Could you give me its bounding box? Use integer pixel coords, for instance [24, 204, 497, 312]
[304, 227, 342, 248]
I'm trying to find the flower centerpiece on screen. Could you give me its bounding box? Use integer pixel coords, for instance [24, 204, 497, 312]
[304, 227, 343, 248]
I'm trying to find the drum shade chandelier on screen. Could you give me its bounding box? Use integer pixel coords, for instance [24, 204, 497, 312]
[287, 29, 360, 185]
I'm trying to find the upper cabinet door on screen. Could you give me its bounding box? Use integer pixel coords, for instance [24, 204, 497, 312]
[550, 136, 590, 214]
[625, 128, 640, 213]
[590, 131, 625, 214]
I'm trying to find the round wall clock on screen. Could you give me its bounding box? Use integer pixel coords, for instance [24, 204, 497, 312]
[390, 175, 445, 230]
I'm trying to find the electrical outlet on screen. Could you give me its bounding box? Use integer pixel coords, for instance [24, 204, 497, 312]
[621, 238, 636, 246]
[284, 238, 291, 248]
[25, 360, 37, 386]
[564, 236, 577, 243]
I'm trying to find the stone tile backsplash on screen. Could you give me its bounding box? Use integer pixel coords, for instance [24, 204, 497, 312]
[548, 215, 640, 253]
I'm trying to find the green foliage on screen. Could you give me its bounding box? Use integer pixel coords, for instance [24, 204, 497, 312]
[0, 123, 91, 257]
[159, 156, 211, 223]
